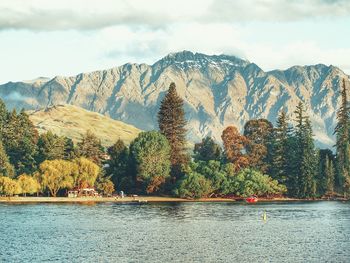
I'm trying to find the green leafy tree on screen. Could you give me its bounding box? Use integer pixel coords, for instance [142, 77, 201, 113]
[194, 136, 222, 161]
[129, 131, 171, 194]
[106, 139, 130, 191]
[228, 169, 287, 197]
[64, 137, 76, 160]
[77, 130, 104, 165]
[174, 171, 213, 199]
[158, 82, 188, 179]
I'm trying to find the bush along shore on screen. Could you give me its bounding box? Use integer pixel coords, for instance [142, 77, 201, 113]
[0, 81, 350, 201]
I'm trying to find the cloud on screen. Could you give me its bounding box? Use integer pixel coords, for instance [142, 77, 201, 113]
[0, 0, 349, 31]
[4, 91, 28, 101]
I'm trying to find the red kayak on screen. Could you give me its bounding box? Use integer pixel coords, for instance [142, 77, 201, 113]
[245, 196, 258, 203]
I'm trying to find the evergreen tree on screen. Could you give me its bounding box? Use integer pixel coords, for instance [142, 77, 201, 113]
[0, 99, 8, 137]
[77, 130, 104, 165]
[270, 109, 292, 184]
[36, 131, 66, 164]
[0, 140, 15, 178]
[158, 82, 188, 179]
[3, 109, 38, 175]
[63, 137, 76, 160]
[334, 79, 350, 192]
[299, 117, 317, 198]
[318, 149, 335, 196]
[194, 136, 222, 162]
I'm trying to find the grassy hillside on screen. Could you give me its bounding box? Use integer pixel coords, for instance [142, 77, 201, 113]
[28, 104, 141, 147]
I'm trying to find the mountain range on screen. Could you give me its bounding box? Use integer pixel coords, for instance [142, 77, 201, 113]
[1, 51, 349, 149]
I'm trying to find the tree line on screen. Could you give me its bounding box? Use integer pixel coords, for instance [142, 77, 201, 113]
[0, 80, 349, 199]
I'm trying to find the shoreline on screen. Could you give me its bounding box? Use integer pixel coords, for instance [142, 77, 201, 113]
[0, 196, 348, 204]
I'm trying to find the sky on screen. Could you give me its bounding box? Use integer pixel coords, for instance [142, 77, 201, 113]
[0, 0, 350, 84]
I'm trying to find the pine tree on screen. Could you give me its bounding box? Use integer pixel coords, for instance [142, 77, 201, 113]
[334, 79, 350, 192]
[270, 109, 291, 184]
[299, 117, 317, 198]
[3, 109, 38, 175]
[158, 82, 188, 179]
[36, 131, 66, 164]
[77, 130, 104, 165]
[0, 99, 8, 137]
[0, 140, 15, 178]
[194, 136, 222, 162]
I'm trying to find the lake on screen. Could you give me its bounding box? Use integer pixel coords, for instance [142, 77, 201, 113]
[0, 201, 349, 262]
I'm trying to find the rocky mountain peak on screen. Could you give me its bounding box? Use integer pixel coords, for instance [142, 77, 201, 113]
[0, 51, 349, 149]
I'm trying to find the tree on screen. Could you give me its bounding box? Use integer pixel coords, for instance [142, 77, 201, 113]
[77, 130, 104, 165]
[129, 131, 171, 194]
[17, 174, 40, 196]
[221, 126, 249, 172]
[317, 149, 335, 196]
[36, 131, 66, 164]
[39, 160, 74, 197]
[158, 82, 188, 179]
[243, 119, 273, 173]
[3, 109, 38, 175]
[0, 99, 8, 137]
[72, 157, 100, 189]
[0, 140, 15, 178]
[226, 168, 287, 197]
[106, 139, 130, 191]
[190, 160, 229, 195]
[194, 136, 222, 161]
[335, 79, 350, 193]
[270, 109, 292, 183]
[64, 137, 76, 160]
[291, 102, 317, 198]
[174, 171, 212, 199]
[0, 176, 21, 196]
[96, 176, 115, 196]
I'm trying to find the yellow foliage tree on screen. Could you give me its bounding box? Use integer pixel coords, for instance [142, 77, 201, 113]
[72, 157, 100, 189]
[17, 174, 40, 196]
[0, 176, 22, 196]
[39, 160, 74, 197]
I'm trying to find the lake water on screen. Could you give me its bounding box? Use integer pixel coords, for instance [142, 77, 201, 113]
[0, 201, 349, 262]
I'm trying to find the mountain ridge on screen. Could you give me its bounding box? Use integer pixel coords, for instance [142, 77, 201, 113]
[1, 50, 349, 148]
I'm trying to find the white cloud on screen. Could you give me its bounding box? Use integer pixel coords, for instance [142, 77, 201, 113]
[1, 0, 349, 31]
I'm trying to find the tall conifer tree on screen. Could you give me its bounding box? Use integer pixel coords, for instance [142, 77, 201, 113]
[334, 79, 350, 192]
[158, 82, 188, 179]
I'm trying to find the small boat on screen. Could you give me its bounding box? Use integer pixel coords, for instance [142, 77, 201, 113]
[245, 196, 258, 203]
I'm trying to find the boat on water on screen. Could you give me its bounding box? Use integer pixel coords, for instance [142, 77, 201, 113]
[245, 196, 258, 203]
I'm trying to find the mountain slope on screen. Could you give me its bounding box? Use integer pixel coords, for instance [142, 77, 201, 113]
[1, 51, 349, 148]
[28, 104, 141, 147]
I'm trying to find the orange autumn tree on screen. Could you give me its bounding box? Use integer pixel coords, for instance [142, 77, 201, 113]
[221, 126, 249, 172]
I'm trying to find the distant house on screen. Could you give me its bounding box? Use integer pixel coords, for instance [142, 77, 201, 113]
[67, 187, 99, 198]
